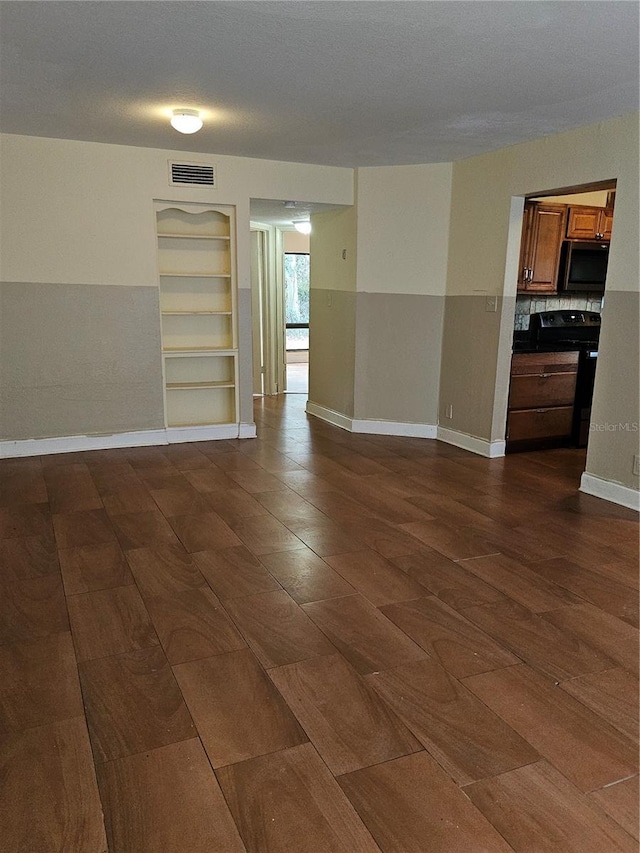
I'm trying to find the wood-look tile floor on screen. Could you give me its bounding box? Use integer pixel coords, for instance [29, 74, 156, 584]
[1, 394, 638, 852]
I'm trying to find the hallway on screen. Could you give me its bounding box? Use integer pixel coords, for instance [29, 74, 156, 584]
[1, 393, 638, 851]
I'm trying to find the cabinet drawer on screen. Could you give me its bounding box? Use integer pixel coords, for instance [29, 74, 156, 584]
[511, 351, 579, 375]
[509, 372, 577, 409]
[508, 407, 574, 442]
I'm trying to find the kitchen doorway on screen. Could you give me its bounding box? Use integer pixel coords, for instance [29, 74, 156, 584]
[503, 180, 616, 470]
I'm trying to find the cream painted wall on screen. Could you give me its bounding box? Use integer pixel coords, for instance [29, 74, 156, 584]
[0, 134, 352, 289]
[441, 113, 639, 490]
[355, 164, 452, 296]
[534, 190, 610, 206]
[309, 208, 357, 292]
[0, 133, 353, 438]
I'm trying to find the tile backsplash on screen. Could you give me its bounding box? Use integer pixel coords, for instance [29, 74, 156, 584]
[514, 294, 602, 330]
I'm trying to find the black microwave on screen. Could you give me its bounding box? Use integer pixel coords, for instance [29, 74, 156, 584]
[560, 241, 609, 293]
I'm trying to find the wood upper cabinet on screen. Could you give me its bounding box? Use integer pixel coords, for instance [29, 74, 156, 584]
[566, 206, 613, 241]
[518, 202, 567, 293]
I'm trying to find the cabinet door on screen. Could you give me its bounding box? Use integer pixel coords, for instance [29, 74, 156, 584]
[599, 209, 614, 240]
[527, 204, 566, 292]
[517, 203, 535, 292]
[566, 207, 599, 240]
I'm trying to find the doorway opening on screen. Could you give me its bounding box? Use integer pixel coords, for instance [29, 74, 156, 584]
[284, 249, 309, 395]
[503, 179, 616, 476]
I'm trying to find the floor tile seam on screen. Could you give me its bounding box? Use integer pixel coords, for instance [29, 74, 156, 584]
[90, 731, 200, 771]
[459, 664, 640, 762]
[72, 632, 163, 667]
[62, 579, 138, 598]
[0, 708, 91, 738]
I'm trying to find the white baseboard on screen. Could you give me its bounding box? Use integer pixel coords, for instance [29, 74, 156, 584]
[0, 422, 256, 459]
[580, 472, 640, 511]
[351, 418, 437, 439]
[437, 426, 506, 458]
[305, 401, 353, 431]
[306, 402, 437, 439]
[239, 422, 258, 439]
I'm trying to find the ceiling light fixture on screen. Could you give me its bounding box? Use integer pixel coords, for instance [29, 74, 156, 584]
[284, 201, 297, 209]
[293, 220, 312, 235]
[170, 109, 203, 134]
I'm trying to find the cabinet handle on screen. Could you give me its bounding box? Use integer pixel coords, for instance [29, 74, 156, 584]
[539, 373, 550, 379]
[528, 268, 534, 282]
[536, 409, 547, 414]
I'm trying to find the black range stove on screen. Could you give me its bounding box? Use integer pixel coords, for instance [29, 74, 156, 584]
[521, 310, 601, 447]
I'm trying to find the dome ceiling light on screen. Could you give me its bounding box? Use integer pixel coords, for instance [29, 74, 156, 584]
[170, 109, 203, 134]
[293, 220, 311, 234]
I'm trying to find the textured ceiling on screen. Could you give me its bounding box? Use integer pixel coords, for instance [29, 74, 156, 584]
[0, 1, 638, 167]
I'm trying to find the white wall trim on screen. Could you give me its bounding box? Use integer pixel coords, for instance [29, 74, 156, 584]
[580, 472, 640, 511]
[305, 401, 353, 431]
[351, 418, 437, 439]
[0, 423, 254, 459]
[437, 426, 506, 458]
[306, 401, 437, 438]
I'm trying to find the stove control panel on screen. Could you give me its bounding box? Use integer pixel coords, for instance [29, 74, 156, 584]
[536, 311, 601, 328]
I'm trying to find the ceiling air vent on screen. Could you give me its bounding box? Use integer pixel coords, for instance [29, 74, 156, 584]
[169, 161, 216, 187]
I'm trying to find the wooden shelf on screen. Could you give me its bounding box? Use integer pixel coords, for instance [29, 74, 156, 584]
[158, 233, 230, 241]
[159, 273, 231, 279]
[166, 381, 235, 390]
[161, 310, 232, 316]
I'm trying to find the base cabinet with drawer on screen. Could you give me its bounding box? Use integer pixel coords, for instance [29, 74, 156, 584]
[506, 351, 579, 449]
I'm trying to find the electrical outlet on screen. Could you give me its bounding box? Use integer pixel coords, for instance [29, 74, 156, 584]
[633, 455, 639, 476]
[445, 404, 453, 419]
[326, 292, 332, 307]
[485, 295, 498, 313]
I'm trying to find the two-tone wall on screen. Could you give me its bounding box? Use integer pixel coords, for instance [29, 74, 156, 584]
[308, 163, 452, 435]
[0, 133, 353, 447]
[440, 113, 639, 500]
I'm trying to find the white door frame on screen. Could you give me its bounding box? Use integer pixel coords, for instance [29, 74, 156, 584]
[249, 223, 286, 396]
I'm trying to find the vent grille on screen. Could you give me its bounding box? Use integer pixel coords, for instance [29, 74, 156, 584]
[169, 161, 216, 187]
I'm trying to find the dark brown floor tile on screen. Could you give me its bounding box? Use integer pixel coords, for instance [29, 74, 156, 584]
[210, 452, 261, 472]
[0, 535, 59, 582]
[97, 738, 245, 853]
[1, 717, 107, 852]
[0, 504, 53, 540]
[217, 742, 380, 853]
[111, 509, 180, 550]
[255, 489, 328, 527]
[68, 584, 159, 662]
[0, 468, 47, 507]
[161, 445, 211, 470]
[461, 598, 615, 681]
[225, 589, 335, 668]
[270, 653, 421, 775]
[0, 633, 83, 732]
[203, 486, 270, 526]
[302, 594, 427, 675]
[260, 547, 355, 604]
[46, 471, 103, 514]
[390, 547, 508, 609]
[541, 603, 640, 676]
[463, 664, 638, 792]
[53, 509, 116, 549]
[194, 545, 281, 600]
[169, 511, 241, 552]
[324, 549, 429, 606]
[101, 484, 159, 515]
[589, 776, 639, 841]
[126, 448, 173, 470]
[460, 552, 580, 612]
[227, 468, 289, 494]
[561, 668, 638, 741]
[230, 514, 306, 556]
[274, 469, 335, 498]
[136, 468, 191, 491]
[90, 462, 142, 495]
[380, 596, 520, 678]
[399, 519, 500, 561]
[288, 520, 367, 557]
[0, 573, 69, 644]
[182, 466, 236, 493]
[145, 587, 246, 664]
[527, 557, 639, 627]
[368, 658, 538, 785]
[58, 542, 133, 595]
[125, 543, 206, 597]
[149, 486, 209, 517]
[465, 760, 637, 852]
[174, 648, 307, 767]
[80, 646, 195, 762]
[339, 751, 514, 853]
